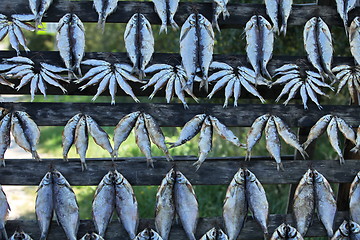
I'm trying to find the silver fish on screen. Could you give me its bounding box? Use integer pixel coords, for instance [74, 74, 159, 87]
[223, 168, 247, 240]
[85, 115, 114, 158]
[62, 113, 83, 161]
[327, 117, 344, 164]
[293, 169, 314, 236]
[350, 171, 360, 224]
[0, 185, 9, 240]
[287, 224, 304, 240]
[9, 231, 33, 240]
[209, 115, 245, 147]
[135, 115, 153, 167]
[80, 233, 105, 240]
[155, 169, 175, 240]
[335, 116, 356, 144]
[36, 172, 54, 240]
[169, 114, 206, 148]
[273, 116, 308, 159]
[245, 169, 269, 237]
[349, 220, 360, 240]
[93, 171, 116, 237]
[152, 0, 179, 33]
[52, 170, 79, 240]
[29, 0, 53, 28]
[114, 170, 138, 239]
[313, 169, 336, 237]
[124, 13, 154, 79]
[93, 0, 118, 31]
[265, 0, 293, 35]
[134, 228, 164, 240]
[174, 171, 198, 240]
[265, 116, 282, 171]
[113, 111, 141, 157]
[200, 228, 217, 240]
[11, 111, 41, 161]
[303, 17, 336, 82]
[194, 116, 213, 171]
[246, 113, 270, 159]
[335, 0, 357, 35]
[143, 113, 172, 161]
[74, 116, 89, 171]
[349, 17, 360, 65]
[331, 220, 349, 240]
[245, 15, 274, 82]
[303, 114, 333, 149]
[0, 113, 11, 166]
[270, 223, 288, 240]
[180, 13, 214, 92]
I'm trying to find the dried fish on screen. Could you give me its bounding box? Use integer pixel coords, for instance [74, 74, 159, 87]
[327, 117, 344, 164]
[36, 172, 53, 240]
[135, 115, 153, 167]
[74, 116, 89, 171]
[303, 114, 333, 149]
[0, 113, 11, 166]
[212, 0, 230, 32]
[209, 115, 244, 147]
[134, 228, 163, 240]
[194, 116, 212, 171]
[246, 114, 270, 159]
[349, 17, 360, 65]
[335, 0, 356, 35]
[62, 113, 83, 161]
[0, 185, 9, 240]
[93, 0, 118, 31]
[350, 171, 360, 224]
[265, 117, 282, 171]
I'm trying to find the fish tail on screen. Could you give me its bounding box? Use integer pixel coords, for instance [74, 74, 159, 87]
[212, 19, 221, 32]
[245, 151, 251, 161]
[299, 148, 309, 159]
[351, 146, 359, 153]
[199, 79, 209, 93]
[147, 158, 154, 168]
[63, 154, 68, 161]
[339, 156, 345, 165]
[159, 24, 168, 34]
[280, 24, 287, 37]
[302, 141, 309, 150]
[32, 150, 41, 161]
[327, 71, 338, 83]
[272, 25, 280, 35]
[97, 16, 106, 32]
[261, 65, 272, 80]
[35, 15, 42, 31]
[165, 152, 173, 161]
[81, 160, 88, 171]
[182, 102, 189, 109]
[276, 162, 284, 171]
[170, 19, 179, 30]
[112, 149, 119, 159]
[138, 70, 145, 80]
[40, 235, 47, 240]
[0, 227, 8, 240]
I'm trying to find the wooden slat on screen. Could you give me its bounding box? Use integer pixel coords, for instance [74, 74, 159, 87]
[0, 158, 359, 185]
[4, 212, 348, 240]
[0, 102, 359, 127]
[0, 0, 358, 27]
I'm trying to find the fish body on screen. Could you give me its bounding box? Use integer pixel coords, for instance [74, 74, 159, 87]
[174, 171, 198, 240]
[194, 117, 213, 171]
[336, 0, 357, 34]
[303, 114, 333, 149]
[114, 170, 138, 239]
[62, 113, 83, 161]
[155, 169, 175, 240]
[265, 0, 292, 35]
[223, 168, 247, 240]
[134, 115, 153, 167]
[0, 185, 9, 240]
[349, 17, 360, 65]
[245, 169, 269, 237]
[350, 172, 360, 224]
[93, 171, 116, 237]
[85, 115, 113, 157]
[0, 113, 11, 166]
[74, 116, 89, 171]
[336, 116, 356, 144]
[124, 13, 154, 79]
[93, 0, 118, 31]
[169, 114, 206, 148]
[52, 170, 79, 240]
[293, 169, 314, 236]
[209, 115, 244, 147]
[265, 117, 282, 170]
[246, 114, 270, 159]
[313, 169, 336, 237]
[327, 117, 344, 164]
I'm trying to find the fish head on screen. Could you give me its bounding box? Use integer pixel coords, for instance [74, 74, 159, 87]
[165, 168, 175, 185]
[195, 114, 207, 123]
[136, 228, 150, 239]
[129, 13, 139, 26]
[244, 168, 257, 182]
[80, 233, 91, 240]
[350, 221, 360, 234]
[51, 170, 68, 185]
[287, 225, 300, 239]
[143, 113, 153, 121]
[339, 220, 350, 237]
[217, 229, 229, 240]
[40, 171, 53, 186]
[187, 13, 196, 26]
[322, 114, 333, 123]
[204, 227, 217, 239]
[233, 168, 246, 185]
[91, 233, 105, 240]
[85, 115, 95, 124]
[312, 169, 324, 183]
[197, 14, 206, 24]
[303, 169, 314, 184]
[113, 170, 125, 185]
[61, 13, 72, 24]
[11, 231, 32, 240]
[149, 229, 162, 239]
[103, 171, 116, 185]
[275, 223, 288, 238]
[175, 171, 187, 184]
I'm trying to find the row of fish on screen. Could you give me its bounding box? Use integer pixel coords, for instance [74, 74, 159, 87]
[168, 114, 245, 170]
[0, 108, 40, 166]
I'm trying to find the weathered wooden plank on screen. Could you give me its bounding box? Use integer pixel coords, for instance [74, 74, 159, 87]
[0, 0, 358, 27]
[0, 158, 359, 185]
[4, 212, 348, 240]
[0, 102, 359, 127]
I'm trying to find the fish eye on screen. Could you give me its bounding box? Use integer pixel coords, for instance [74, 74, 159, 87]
[56, 173, 60, 178]
[245, 171, 250, 176]
[309, 172, 313, 177]
[351, 223, 355, 228]
[149, 231, 154, 237]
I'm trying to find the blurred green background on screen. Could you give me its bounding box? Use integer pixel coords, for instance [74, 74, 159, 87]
[1, 0, 354, 233]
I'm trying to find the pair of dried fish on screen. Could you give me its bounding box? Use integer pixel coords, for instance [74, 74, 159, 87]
[62, 114, 113, 171]
[125, 13, 154, 79]
[180, 13, 214, 92]
[78, 59, 143, 104]
[93, 170, 138, 239]
[303, 114, 355, 164]
[0, 109, 40, 166]
[332, 220, 360, 240]
[114, 111, 172, 167]
[207, 61, 266, 107]
[265, 0, 292, 36]
[270, 223, 303, 240]
[245, 15, 274, 83]
[80, 232, 104, 240]
[36, 170, 79, 240]
[56, 13, 85, 77]
[134, 228, 163, 240]
[9, 230, 33, 240]
[142, 64, 198, 108]
[0, 185, 10, 240]
[200, 228, 228, 240]
[223, 168, 269, 240]
[246, 114, 307, 170]
[28, 0, 53, 29]
[0, 14, 35, 55]
[272, 64, 334, 109]
[293, 169, 336, 237]
[0, 56, 69, 101]
[303, 17, 336, 82]
[169, 114, 245, 170]
[155, 169, 198, 240]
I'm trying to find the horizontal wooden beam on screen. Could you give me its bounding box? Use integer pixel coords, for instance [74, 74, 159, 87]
[4, 212, 348, 240]
[0, 102, 359, 127]
[0, 158, 358, 185]
[0, 1, 358, 28]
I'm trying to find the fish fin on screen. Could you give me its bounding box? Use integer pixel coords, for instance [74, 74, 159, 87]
[261, 65, 272, 80]
[0, 159, 4, 167]
[32, 150, 41, 161]
[180, 26, 192, 42]
[246, 151, 251, 161]
[277, 162, 285, 171]
[63, 155, 68, 161]
[159, 24, 167, 34]
[212, 19, 221, 32]
[97, 16, 106, 32]
[147, 158, 154, 168]
[193, 160, 203, 171]
[339, 156, 345, 165]
[170, 20, 179, 30]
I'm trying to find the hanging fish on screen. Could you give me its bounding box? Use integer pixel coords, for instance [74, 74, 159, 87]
[180, 13, 214, 92]
[212, 0, 230, 32]
[56, 13, 85, 77]
[0, 185, 10, 240]
[350, 171, 360, 224]
[265, 0, 293, 36]
[29, 0, 53, 29]
[124, 13, 154, 79]
[93, 0, 118, 31]
[245, 15, 274, 83]
[152, 0, 179, 34]
[335, 0, 357, 35]
[349, 17, 360, 65]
